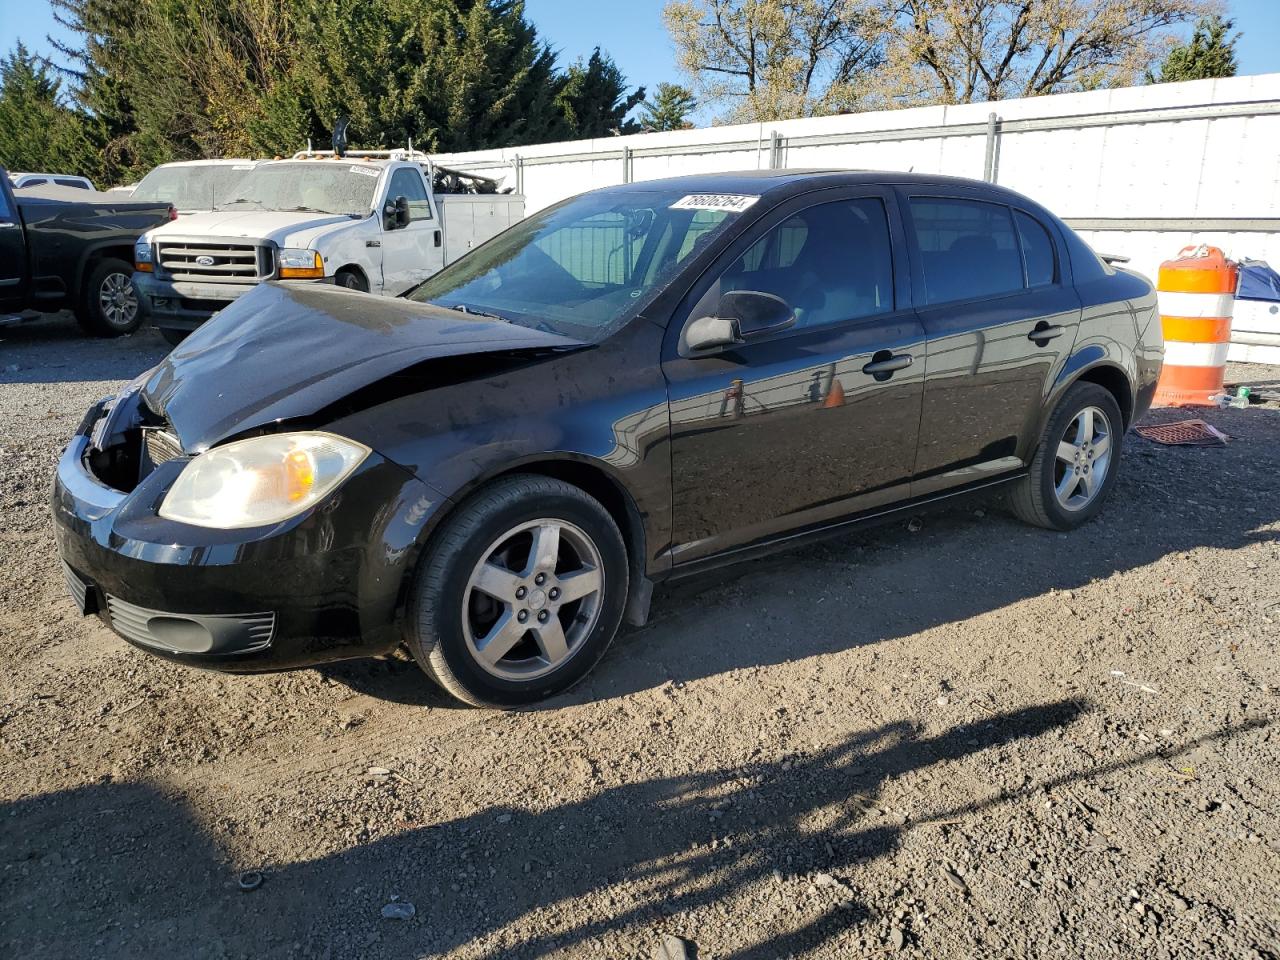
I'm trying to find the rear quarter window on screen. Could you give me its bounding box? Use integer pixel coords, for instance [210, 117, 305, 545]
[1015, 210, 1057, 286]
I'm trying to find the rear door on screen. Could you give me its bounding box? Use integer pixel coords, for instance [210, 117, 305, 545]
[0, 179, 27, 313]
[901, 192, 1081, 496]
[379, 166, 443, 294]
[662, 188, 925, 565]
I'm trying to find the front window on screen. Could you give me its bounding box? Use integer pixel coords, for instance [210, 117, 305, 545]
[408, 187, 751, 341]
[134, 164, 254, 211]
[215, 163, 381, 217]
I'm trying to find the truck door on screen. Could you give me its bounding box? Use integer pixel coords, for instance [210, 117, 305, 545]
[379, 166, 445, 295]
[0, 178, 27, 314]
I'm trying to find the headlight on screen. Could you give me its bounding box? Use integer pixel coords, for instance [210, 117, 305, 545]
[279, 248, 324, 279]
[158, 432, 369, 529]
[134, 240, 153, 273]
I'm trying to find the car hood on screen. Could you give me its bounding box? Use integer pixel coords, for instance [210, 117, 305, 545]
[145, 208, 356, 245]
[136, 283, 587, 451]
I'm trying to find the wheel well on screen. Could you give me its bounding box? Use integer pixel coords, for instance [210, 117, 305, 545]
[493, 461, 645, 570]
[1074, 365, 1133, 427]
[334, 264, 369, 287]
[79, 246, 135, 293]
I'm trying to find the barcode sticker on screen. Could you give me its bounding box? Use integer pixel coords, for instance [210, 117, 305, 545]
[232, 164, 256, 171]
[350, 165, 381, 177]
[670, 194, 759, 213]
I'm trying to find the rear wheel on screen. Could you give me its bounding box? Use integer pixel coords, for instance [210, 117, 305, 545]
[1009, 382, 1124, 530]
[76, 258, 141, 336]
[405, 475, 628, 707]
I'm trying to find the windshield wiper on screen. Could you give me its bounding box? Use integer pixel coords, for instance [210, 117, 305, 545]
[218, 197, 265, 209]
[443, 302, 512, 323]
[285, 205, 334, 215]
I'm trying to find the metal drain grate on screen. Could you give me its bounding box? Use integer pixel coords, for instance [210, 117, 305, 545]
[1134, 419, 1230, 446]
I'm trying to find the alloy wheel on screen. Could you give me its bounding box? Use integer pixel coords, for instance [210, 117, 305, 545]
[99, 272, 139, 329]
[1053, 405, 1113, 511]
[461, 518, 605, 681]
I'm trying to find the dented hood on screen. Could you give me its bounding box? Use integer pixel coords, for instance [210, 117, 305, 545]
[138, 282, 586, 450]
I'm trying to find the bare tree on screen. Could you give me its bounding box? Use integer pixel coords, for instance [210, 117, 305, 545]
[876, 0, 1217, 105]
[663, 0, 884, 121]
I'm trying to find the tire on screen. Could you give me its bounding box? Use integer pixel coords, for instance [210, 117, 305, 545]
[335, 269, 368, 293]
[76, 258, 142, 337]
[159, 328, 188, 347]
[1009, 382, 1125, 531]
[405, 475, 629, 707]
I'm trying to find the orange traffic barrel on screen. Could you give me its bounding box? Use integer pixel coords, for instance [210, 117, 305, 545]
[1153, 245, 1238, 407]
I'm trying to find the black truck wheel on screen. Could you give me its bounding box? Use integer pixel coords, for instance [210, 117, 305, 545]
[76, 259, 142, 337]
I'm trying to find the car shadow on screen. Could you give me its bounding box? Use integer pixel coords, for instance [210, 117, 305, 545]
[2, 703, 1267, 958]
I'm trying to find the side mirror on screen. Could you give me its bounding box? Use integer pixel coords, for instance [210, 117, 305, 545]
[686, 290, 795, 353]
[384, 196, 411, 229]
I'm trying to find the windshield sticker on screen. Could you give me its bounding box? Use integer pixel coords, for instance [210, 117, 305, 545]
[349, 165, 381, 177]
[232, 164, 256, 171]
[670, 194, 759, 213]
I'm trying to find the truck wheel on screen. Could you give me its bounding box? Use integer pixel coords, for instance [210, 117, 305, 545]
[335, 269, 368, 293]
[77, 259, 142, 337]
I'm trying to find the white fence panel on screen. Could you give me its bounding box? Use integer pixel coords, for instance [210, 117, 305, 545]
[433, 74, 1280, 285]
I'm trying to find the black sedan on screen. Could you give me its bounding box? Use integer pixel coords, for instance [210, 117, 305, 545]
[51, 171, 1163, 706]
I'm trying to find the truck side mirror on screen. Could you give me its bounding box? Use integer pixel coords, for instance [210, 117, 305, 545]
[383, 196, 411, 230]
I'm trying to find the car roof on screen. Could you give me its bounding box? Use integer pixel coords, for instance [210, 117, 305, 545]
[603, 168, 1039, 205]
[11, 172, 90, 180]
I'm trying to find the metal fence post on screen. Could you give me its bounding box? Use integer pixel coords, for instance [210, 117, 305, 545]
[513, 154, 524, 195]
[983, 113, 1000, 183]
[769, 131, 782, 170]
[623, 145, 633, 184]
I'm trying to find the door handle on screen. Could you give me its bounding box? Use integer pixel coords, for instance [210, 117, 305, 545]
[862, 352, 913, 377]
[433, 229, 442, 248]
[1028, 323, 1064, 344]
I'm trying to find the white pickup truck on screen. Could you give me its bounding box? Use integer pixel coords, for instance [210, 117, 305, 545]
[132, 150, 524, 344]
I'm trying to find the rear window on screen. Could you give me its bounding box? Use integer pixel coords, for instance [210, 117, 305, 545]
[55, 178, 90, 189]
[909, 198, 1024, 304]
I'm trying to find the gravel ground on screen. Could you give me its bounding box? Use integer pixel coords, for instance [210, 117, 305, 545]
[2, 313, 1279, 960]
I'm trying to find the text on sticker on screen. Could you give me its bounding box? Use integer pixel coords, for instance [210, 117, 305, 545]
[670, 194, 759, 213]
[350, 165, 382, 177]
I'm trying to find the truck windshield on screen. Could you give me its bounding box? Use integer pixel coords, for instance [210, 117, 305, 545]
[408, 187, 750, 341]
[134, 164, 254, 212]
[215, 163, 380, 217]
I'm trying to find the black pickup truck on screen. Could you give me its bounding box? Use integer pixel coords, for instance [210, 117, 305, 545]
[0, 170, 173, 336]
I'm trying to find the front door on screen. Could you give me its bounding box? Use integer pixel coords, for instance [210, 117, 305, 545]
[662, 189, 925, 566]
[380, 167, 444, 295]
[901, 193, 1082, 496]
[0, 183, 26, 314]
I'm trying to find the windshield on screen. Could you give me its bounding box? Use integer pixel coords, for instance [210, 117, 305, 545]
[133, 164, 254, 211]
[408, 187, 751, 341]
[215, 162, 380, 216]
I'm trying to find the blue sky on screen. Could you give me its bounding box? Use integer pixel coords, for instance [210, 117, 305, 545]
[2, 0, 1277, 119]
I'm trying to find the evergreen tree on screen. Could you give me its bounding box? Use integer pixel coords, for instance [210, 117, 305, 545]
[557, 48, 645, 138]
[639, 82, 697, 131]
[0, 42, 96, 177]
[1148, 16, 1238, 83]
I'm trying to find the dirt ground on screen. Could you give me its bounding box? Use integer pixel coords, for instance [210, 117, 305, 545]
[2, 313, 1278, 960]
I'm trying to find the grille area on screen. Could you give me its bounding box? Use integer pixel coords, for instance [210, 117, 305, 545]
[61, 560, 90, 612]
[157, 241, 272, 282]
[105, 596, 275, 655]
[143, 428, 183, 467]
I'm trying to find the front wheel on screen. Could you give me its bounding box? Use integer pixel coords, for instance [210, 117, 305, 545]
[76, 258, 141, 336]
[405, 475, 629, 707]
[1009, 382, 1124, 530]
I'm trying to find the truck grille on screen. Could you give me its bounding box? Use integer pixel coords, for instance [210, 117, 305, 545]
[157, 241, 272, 282]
